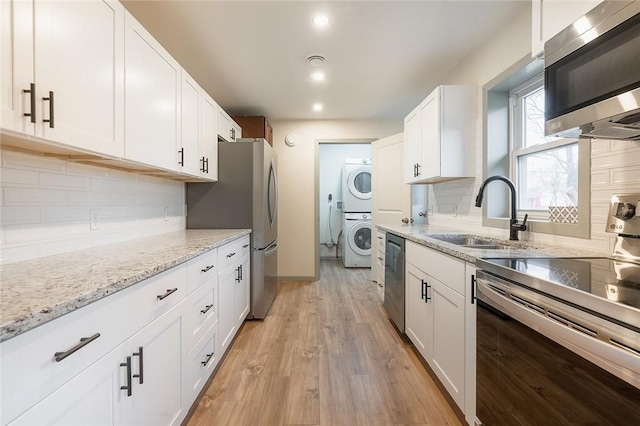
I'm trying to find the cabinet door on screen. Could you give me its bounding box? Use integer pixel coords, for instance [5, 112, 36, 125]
[218, 265, 237, 354]
[217, 109, 232, 142]
[403, 106, 421, 183]
[420, 88, 441, 180]
[115, 307, 183, 426]
[124, 11, 180, 171]
[8, 347, 119, 426]
[180, 69, 201, 177]
[430, 278, 465, 410]
[200, 92, 218, 181]
[34, 0, 124, 156]
[235, 258, 250, 326]
[1, 0, 34, 134]
[405, 263, 430, 361]
[531, 0, 603, 57]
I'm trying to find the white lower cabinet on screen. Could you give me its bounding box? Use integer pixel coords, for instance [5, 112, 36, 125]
[405, 241, 472, 416]
[1, 234, 251, 426]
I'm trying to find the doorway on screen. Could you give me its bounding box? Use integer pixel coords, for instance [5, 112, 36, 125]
[315, 140, 374, 278]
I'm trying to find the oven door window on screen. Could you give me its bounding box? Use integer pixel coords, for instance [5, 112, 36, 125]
[476, 301, 640, 425]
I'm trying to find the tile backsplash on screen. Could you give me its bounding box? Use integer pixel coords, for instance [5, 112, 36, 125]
[0, 149, 185, 264]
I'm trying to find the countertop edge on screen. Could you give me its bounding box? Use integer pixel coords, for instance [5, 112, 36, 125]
[0, 229, 251, 343]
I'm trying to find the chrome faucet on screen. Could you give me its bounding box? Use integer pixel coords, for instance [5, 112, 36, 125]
[475, 175, 528, 241]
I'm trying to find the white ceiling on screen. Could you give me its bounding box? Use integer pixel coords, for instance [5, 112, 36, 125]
[121, 0, 527, 121]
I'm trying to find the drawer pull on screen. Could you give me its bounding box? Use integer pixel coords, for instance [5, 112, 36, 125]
[54, 332, 101, 362]
[242, 244, 249, 249]
[377, 236, 383, 239]
[157, 287, 178, 301]
[133, 346, 144, 384]
[201, 304, 213, 314]
[120, 356, 132, 397]
[201, 265, 215, 273]
[226, 252, 236, 258]
[201, 352, 214, 367]
[378, 256, 383, 261]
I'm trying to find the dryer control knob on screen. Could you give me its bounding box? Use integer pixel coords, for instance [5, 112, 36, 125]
[614, 202, 636, 220]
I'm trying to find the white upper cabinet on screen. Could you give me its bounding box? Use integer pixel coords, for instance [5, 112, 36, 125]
[404, 85, 476, 184]
[124, 10, 181, 172]
[1, 0, 125, 157]
[217, 108, 241, 142]
[201, 92, 219, 181]
[180, 69, 202, 177]
[531, 0, 603, 58]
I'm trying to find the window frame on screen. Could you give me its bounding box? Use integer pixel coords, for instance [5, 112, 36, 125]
[482, 56, 591, 239]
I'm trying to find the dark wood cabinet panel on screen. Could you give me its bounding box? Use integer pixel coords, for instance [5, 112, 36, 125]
[231, 115, 273, 145]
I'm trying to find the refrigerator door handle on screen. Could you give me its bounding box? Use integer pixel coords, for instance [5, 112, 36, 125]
[268, 160, 278, 228]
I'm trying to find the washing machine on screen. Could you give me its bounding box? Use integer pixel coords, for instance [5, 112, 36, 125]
[342, 212, 372, 268]
[342, 158, 372, 212]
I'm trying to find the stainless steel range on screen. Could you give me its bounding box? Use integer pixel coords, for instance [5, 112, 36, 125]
[474, 194, 640, 425]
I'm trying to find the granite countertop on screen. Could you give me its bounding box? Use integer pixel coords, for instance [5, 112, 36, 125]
[377, 223, 601, 263]
[0, 229, 251, 343]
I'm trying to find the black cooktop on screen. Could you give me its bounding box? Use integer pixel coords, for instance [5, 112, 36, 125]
[483, 257, 640, 311]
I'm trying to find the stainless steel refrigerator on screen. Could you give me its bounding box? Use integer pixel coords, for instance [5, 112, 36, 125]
[186, 138, 278, 319]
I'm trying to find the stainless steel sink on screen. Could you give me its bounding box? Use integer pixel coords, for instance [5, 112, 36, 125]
[430, 234, 509, 250]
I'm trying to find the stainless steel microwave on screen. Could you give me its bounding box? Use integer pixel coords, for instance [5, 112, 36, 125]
[544, 0, 640, 140]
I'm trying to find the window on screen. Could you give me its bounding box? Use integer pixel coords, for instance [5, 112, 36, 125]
[510, 76, 579, 218]
[483, 59, 590, 239]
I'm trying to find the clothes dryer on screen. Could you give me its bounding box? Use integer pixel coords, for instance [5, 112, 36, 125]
[342, 213, 372, 268]
[342, 158, 371, 212]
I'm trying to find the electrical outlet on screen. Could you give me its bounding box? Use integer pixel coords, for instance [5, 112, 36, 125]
[336, 200, 343, 210]
[164, 206, 170, 221]
[90, 209, 100, 230]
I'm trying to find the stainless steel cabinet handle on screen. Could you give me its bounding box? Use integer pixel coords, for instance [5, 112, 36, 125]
[157, 287, 178, 300]
[178, 148, 184, 166]
[120, 356, 132, 396]
[132, 346, 144, 384]
[421, 280, 431, 303]
[236, 265, 241, 283]
[42, 91, 54, 128]
[201, 265, 214, 273]
[201, 352, 214, 367]
[54, 333, 101, 362]
[204, 157, 209, 173]
[377, 236, 383, 240]
[242, 244, 249, 249]
[201, 304, 213, 314]
[378, 256, 383, 261]
[226, 252, 236, 258]
[416, 163, 420, 177]
[23, 83, 36, 123]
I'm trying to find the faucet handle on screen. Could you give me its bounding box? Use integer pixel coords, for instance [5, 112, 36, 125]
[513, 213, 528, 232]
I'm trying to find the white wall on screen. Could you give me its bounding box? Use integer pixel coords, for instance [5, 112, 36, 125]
[318, 143, 372, 259]
[271, 120, 402, 278]
[427, 5, 640, 254]
[0, 149, 185, 264]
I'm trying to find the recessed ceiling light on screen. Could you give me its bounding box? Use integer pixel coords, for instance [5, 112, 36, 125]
[313, 14, 330, 28]
[313, 103, 323, 112]
[311, 72, 325, 82]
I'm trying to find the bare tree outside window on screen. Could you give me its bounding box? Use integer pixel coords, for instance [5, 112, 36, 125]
[513, 85, 578, 211]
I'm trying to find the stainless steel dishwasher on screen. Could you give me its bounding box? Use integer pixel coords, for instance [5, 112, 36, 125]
[384, 233, 405, 333]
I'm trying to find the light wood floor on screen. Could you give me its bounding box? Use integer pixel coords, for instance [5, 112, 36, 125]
[187, 259, 462, 426]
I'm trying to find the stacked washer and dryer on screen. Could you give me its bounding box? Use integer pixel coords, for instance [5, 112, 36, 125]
[342, 158, 372, 268]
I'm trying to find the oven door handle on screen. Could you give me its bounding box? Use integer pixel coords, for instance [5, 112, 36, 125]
[476, 275, 640, 388]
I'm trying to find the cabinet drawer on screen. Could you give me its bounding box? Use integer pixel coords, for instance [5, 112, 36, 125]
[406, 241, 464, 295]
[0, 265, 186, 425]
[186, 248, 217, 294]
[184, 321, 218, 404]
[184, 277, 218, 351]
[218, 235, 250, 272]
[376, 231, 385, 251]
